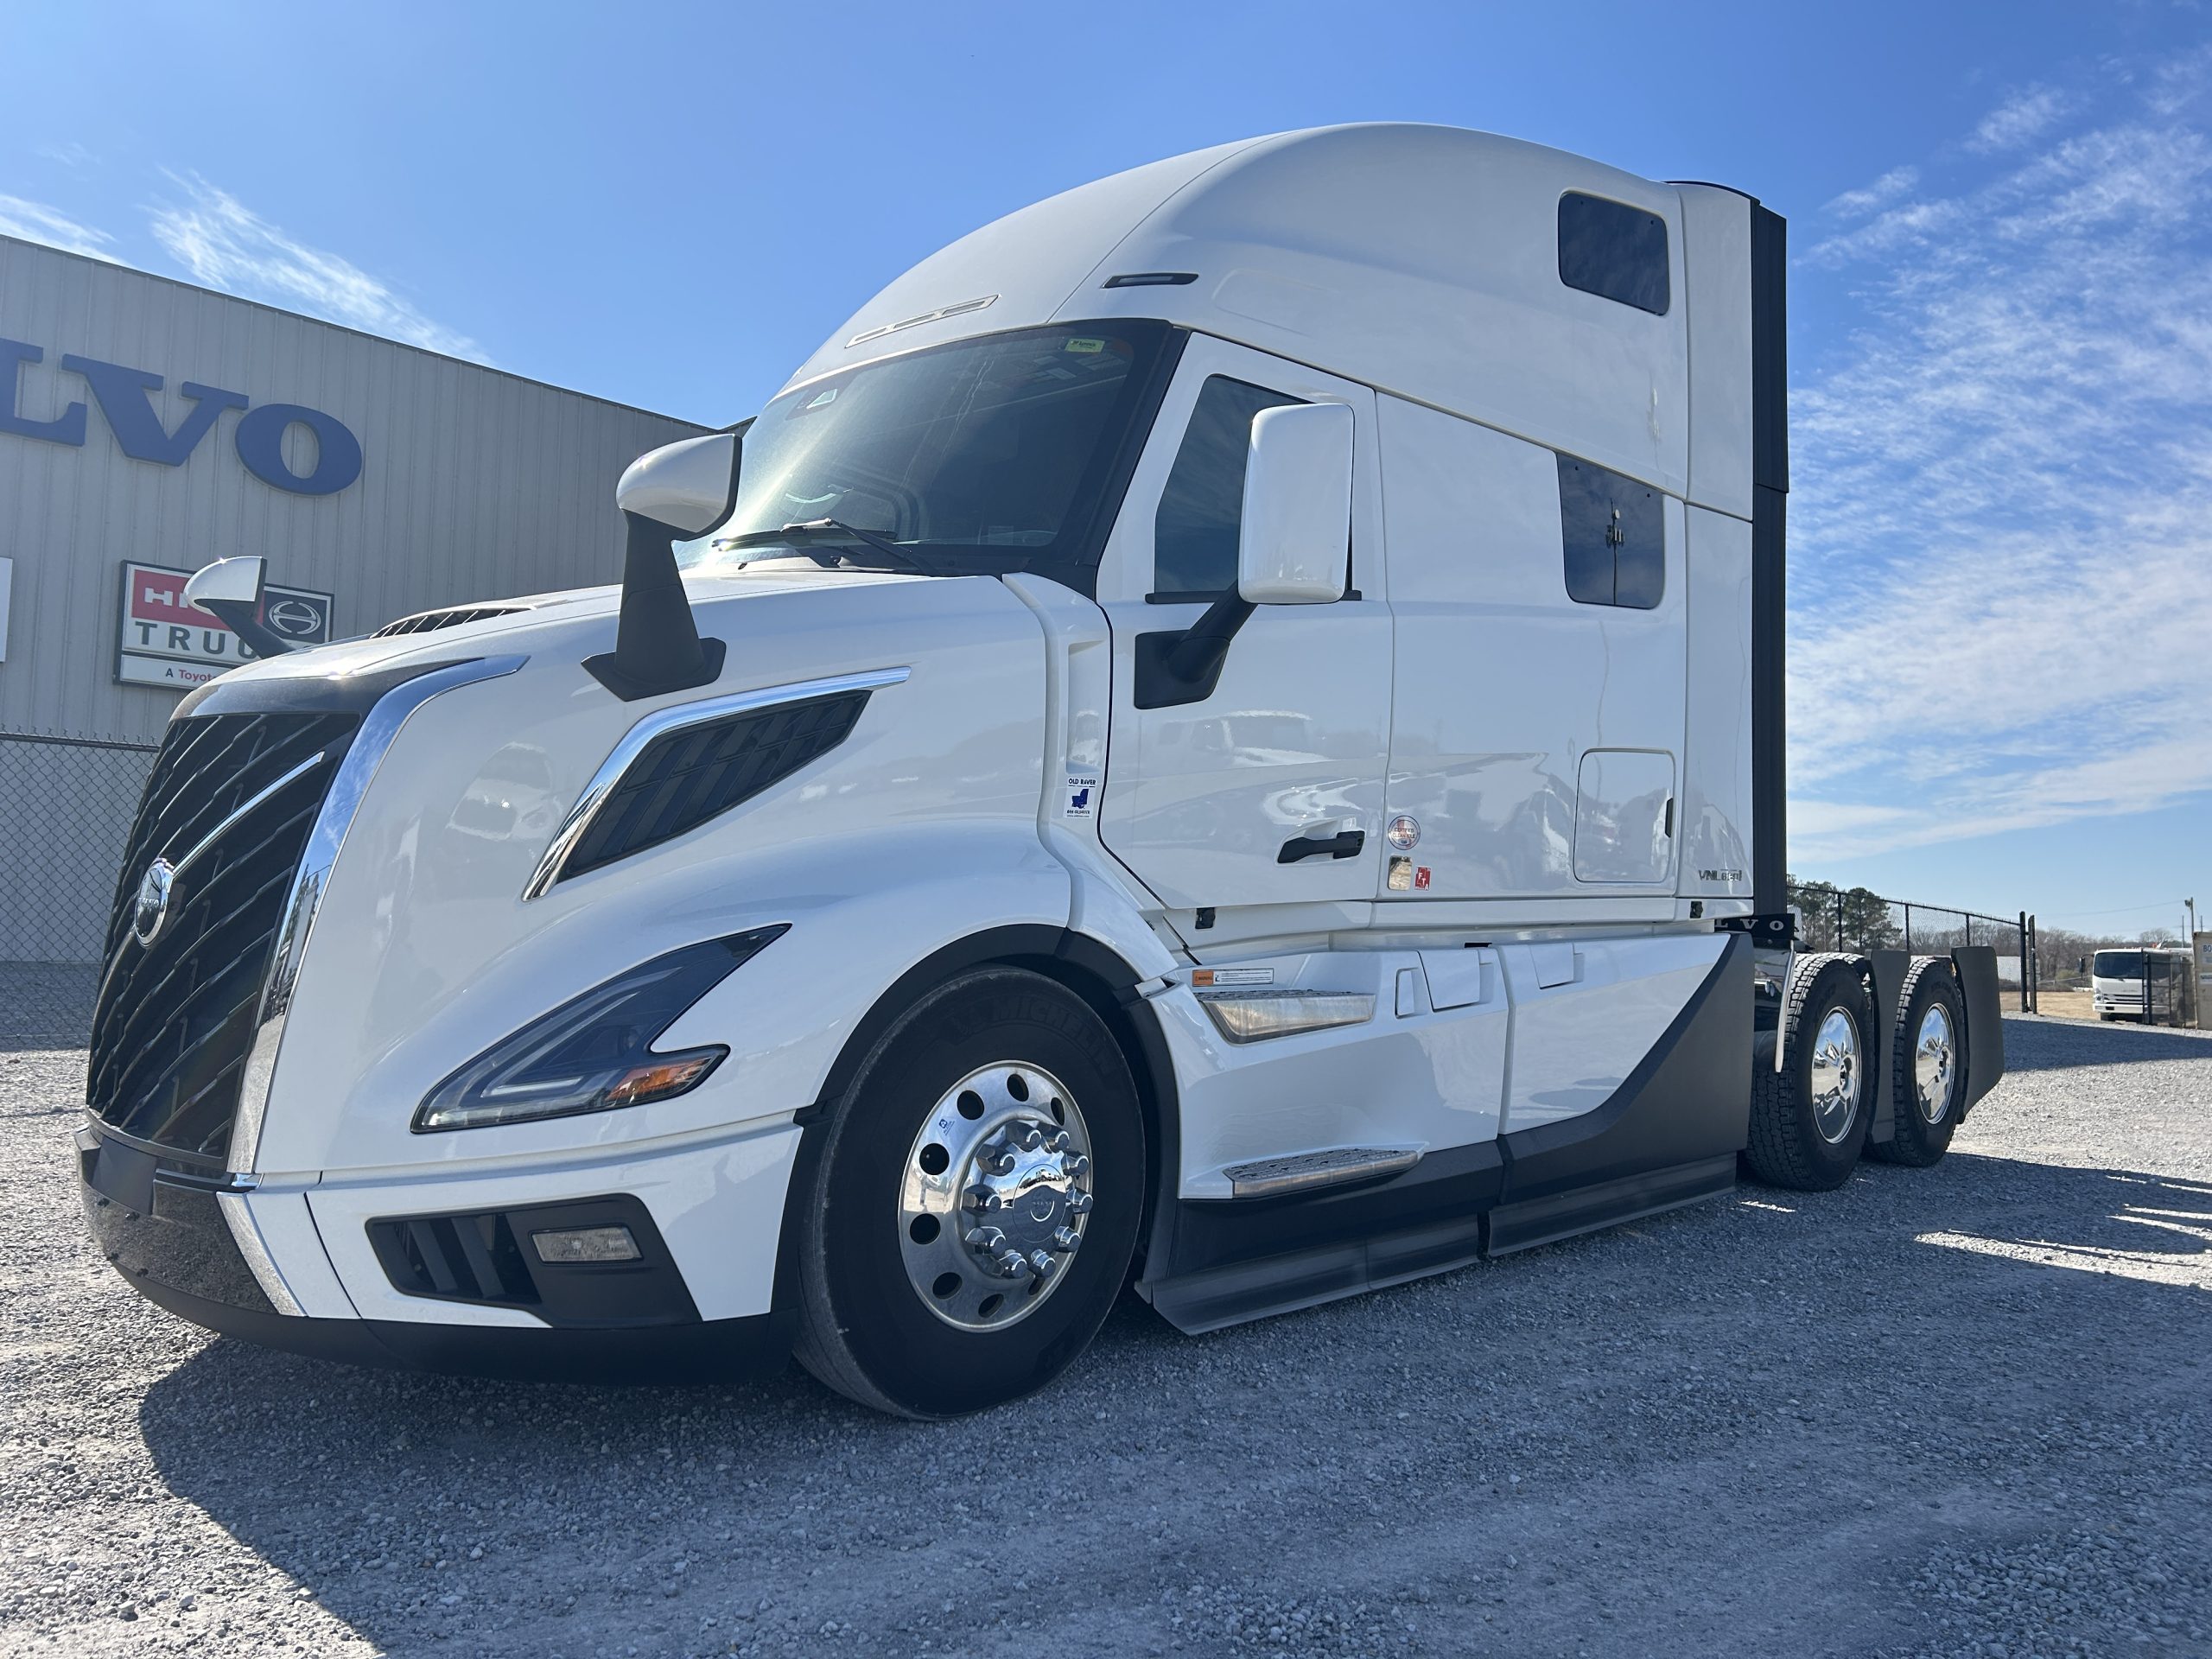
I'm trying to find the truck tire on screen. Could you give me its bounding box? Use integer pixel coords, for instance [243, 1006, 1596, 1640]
[1867, 958, 1963, 1167]
[1744, 954, 1873, 1192]
[791, 966, 1145, 1417]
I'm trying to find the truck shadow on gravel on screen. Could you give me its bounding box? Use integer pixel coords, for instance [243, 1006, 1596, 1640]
[127, 1149, 2212, 1657]
[2001, 1012, 2212, 1071]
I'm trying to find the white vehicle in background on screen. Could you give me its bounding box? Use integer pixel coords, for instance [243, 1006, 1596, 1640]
[76, 124, 2005, 1418]
[2092, 947, 2190, 1022]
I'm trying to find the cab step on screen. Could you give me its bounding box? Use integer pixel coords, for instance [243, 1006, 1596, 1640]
[1219, 1146, 1422, 1200]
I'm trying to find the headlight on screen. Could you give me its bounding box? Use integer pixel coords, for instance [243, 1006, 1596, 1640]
[412, 927, 785, 1132]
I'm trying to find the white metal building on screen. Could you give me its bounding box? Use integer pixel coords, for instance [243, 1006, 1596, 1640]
[0, 234, 705, 962]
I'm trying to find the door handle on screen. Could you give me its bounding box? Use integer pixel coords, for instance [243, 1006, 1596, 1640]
[1277, 829, 1366, 864]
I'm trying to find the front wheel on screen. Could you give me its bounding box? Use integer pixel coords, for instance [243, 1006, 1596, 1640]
[1745, 954, 1874, 1192]
[791, 966, 1145, 1418]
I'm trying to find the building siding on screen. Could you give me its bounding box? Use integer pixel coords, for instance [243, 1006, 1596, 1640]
[0, 235, 708, 960]
[0, 234, 706, 745]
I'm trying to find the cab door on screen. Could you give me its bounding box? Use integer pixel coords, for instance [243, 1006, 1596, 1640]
[1092, 337, 1391, 924]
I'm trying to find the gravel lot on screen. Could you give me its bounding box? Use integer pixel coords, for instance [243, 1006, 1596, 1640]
[3, 963, 2209, 1659]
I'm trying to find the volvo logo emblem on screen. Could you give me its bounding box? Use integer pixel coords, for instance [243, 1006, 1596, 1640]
[131, 858, 175, 945]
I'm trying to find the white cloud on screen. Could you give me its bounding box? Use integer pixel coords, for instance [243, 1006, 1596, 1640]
[1967, 85, 2070, 155]
[35, 141, 93, 169]
[1824, 165, 1919, 219]
[0, 194, 118, 262]
[1789, 79, 2212, 862]
[147, 172, 488, 363]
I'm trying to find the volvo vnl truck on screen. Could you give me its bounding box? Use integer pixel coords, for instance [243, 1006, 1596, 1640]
[77, 125, 2006, 1417]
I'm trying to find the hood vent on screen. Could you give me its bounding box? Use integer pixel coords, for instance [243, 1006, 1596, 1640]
[373, 604, 525, 638]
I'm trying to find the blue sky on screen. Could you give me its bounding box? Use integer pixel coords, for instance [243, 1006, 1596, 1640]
[1, 0, 2206, 932]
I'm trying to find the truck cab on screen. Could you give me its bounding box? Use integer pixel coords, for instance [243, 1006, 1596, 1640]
[75, 124, 2005, 1416]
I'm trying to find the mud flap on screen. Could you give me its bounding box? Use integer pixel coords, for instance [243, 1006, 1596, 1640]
[1948, 945, 2007, 1119]
[1864, 950, 1908, 1147]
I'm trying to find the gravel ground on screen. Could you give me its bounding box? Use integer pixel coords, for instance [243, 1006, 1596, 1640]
[3, 965, 2209, 1659]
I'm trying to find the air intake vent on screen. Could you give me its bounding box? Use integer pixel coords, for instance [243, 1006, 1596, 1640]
[372, 605, 524, 638]
[558, 690, 872, 883]
[88, 710, 359, 1163]
[371, 1212, 540, 1306]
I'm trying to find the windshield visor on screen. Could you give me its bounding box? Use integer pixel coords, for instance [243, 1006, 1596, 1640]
[680, 323, 1169, 575]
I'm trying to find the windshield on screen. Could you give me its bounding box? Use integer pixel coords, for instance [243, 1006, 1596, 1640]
[679, 322, 1170, 577]
[2093, 951, 2144, 979]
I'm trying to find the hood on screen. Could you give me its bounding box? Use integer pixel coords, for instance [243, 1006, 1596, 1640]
[194, 564, 937, 696]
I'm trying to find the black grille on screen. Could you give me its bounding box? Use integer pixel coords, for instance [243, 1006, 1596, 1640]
[86, 710, 359, 1163]
[561, 690, 871, 882]
[372, 604, 523, 637]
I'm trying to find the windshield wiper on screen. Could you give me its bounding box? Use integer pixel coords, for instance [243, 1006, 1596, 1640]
[719, 519, 931, 575]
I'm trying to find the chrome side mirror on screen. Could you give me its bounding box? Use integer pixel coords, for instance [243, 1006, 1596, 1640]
[1236, 403, 1352, 606]
[183, 555, 266, 613]
[182, 556, 294, 658]
[614, 431, 741, 535]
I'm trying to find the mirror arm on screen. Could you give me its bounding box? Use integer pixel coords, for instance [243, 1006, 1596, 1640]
[1135, 592, 1256, 710]
[582, 511, 728, 702]
[193, 597, 297, 660]
[1167, 592, 1255, 680]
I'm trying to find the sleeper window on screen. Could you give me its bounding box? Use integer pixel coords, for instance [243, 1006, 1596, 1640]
[1558, 192, 1670, 315]
[1558, 455, 1663, 609]
[1153, 376, 1303, 597]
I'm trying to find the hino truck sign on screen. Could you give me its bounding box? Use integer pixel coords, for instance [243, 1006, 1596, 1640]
[114, 559, 333, 689]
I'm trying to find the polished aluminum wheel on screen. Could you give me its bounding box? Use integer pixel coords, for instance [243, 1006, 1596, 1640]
[898, 1062, 1093, 1332]
[1808, 1007, 1861, 1145]
[1913, 1003, 1956, 1124]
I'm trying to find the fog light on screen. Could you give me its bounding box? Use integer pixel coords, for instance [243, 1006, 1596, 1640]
[531, 1224, 640, 1264]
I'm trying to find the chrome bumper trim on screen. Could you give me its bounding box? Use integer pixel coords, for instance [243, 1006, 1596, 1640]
[226, 655, 528, 1178]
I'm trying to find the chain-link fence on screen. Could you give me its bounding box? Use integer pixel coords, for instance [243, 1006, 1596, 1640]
[1787, 876, 2037, 1011]
[0, 734, 157, 965]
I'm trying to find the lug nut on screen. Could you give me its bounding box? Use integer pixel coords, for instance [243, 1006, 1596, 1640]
[988, 1151, 1018, 1175]
[1046, 1132, 1071, 1154]
[1052, 1226, 1081, 1251]
[1064, 1154, 1090, 1178]
[993, 1249, 1028, 1278]
[963, 1185, 1000, 1213]
[1028, 1249, 1057, 1277]
[965, 1226, 1004, 1253]
[1066, 1192, 1095, 1215]
[1014, 1124, 1044, 1151]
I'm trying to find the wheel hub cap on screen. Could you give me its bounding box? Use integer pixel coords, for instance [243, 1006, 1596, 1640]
[1914, 1004, 1955, 1124]
[899, 1063, 1092, 1332]
[1809, 1007, 1861, 1145]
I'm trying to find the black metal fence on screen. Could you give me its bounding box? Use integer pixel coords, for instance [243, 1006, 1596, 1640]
[1786, 877, 2037, 1012]
[0, 733, 158, 965]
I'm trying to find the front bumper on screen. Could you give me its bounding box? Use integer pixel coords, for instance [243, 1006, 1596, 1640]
[78, 1115, 802, 1382]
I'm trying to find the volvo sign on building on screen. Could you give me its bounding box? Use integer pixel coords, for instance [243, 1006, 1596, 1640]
[0, 232, 705, 962]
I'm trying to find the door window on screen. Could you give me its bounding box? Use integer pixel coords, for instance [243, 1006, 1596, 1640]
[1151, 377, 1303, 598]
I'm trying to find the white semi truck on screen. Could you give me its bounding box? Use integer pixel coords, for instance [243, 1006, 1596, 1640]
[77, 124, 2005, 1417]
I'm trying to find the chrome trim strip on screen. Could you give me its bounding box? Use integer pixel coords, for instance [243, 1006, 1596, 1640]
[227, 655, 528, 1180]
[521, 665, 912, 901]
[1222, 1147, 1423, 1199]
[217, 1191, 304, 1317]
[168, 751, 328, 882]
